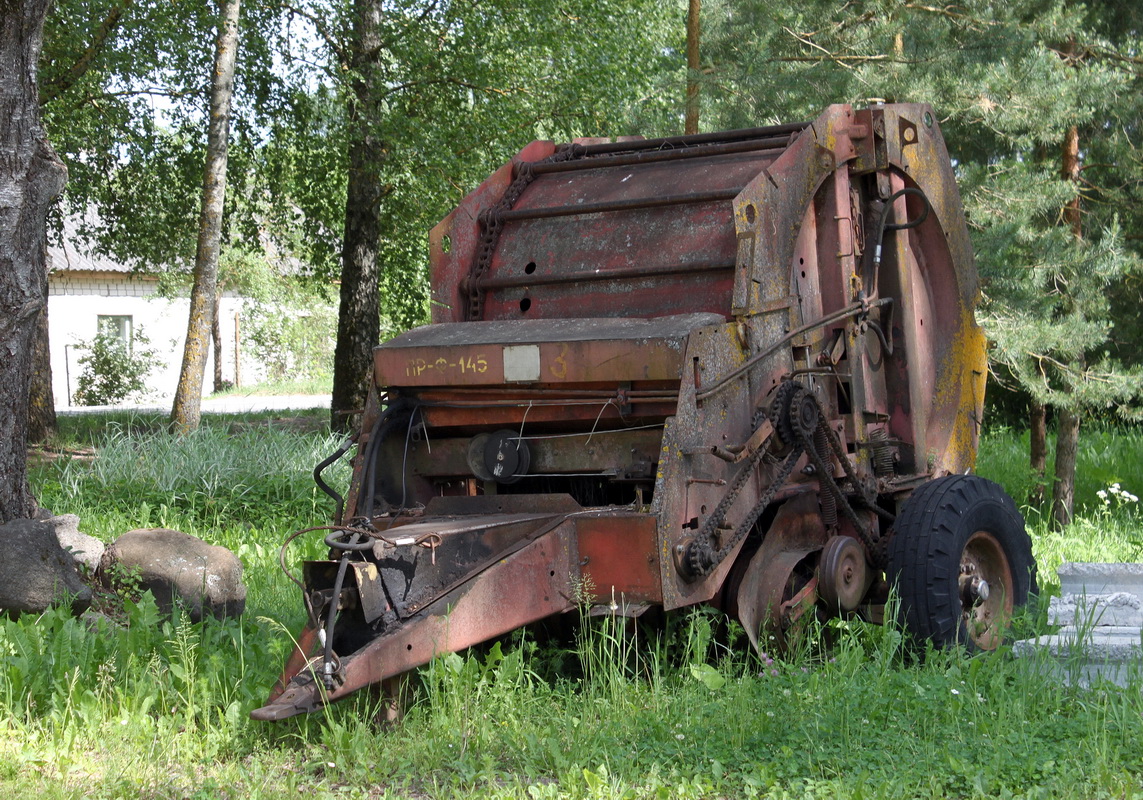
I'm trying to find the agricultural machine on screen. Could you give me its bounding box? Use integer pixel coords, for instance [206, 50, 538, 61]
[252, 102, 1036, 721]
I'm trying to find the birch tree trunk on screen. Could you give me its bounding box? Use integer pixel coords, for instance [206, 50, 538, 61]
[0, 0, 68, 522]
[170, 0, 241, 434]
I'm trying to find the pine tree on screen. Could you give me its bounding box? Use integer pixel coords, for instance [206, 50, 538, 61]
[700, 0, 1143, 525]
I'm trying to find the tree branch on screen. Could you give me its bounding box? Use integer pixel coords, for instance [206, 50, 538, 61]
[283, 2, 347, 65]
[903, 3, 1000, 29]
[379, 0, 442, 52]
[40, 0, 134, 105]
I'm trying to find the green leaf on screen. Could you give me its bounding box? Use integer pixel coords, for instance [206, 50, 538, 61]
[689, 662, 726, 691]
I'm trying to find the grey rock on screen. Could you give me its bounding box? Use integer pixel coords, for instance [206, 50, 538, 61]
[48, 514, 105, 573]
[99, 528, 245, 621]
[0, 518, 92, 617]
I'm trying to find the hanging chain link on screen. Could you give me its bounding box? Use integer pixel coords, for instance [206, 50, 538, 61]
[466, 143, 587, 320]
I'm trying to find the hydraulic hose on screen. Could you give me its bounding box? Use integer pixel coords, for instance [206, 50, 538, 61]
[868, 187, 930, 299]
[313, 436, 355, 523]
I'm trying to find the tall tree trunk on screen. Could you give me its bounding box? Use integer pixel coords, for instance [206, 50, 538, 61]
[0, 0, 69, 523]
[170, 0, 241, 434]
[1028, 400, 1047, 505]
[28, 300, 56, 443]
[1062, 124, 1081, 237]
[1049, 122, 1082, 528]
[684, 0, 701, 135]
[330, 0, 386, 434]
[212, 291, 223, 392]
[1052, 406, 1080, 528]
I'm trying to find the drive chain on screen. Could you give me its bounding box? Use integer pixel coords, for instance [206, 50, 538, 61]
[791, 390, 890, 569]
[684, 383, 896, 579]
[684, 432, 802, 578]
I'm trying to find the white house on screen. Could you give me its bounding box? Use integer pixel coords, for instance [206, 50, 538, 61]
[47, 226, 258, 408]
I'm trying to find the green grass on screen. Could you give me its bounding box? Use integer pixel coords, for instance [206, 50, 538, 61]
[977, 426, 1143, 587]
[209, 376, 332, 398]
[2, 417, 1141, 798]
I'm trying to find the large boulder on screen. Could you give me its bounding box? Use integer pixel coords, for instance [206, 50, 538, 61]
[0, 518, 92, 617]
[48, 513, 105, 573]
[99, 528, 246, 622]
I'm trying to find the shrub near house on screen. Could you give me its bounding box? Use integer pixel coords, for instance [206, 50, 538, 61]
[73, 324, 159, 406]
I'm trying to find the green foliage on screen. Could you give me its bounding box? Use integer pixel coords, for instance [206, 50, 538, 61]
[41, 0, 288, 272]
[977, 425, 1143, 516]
[244, 294, 337, 385]
[72, 326, 160, 407]
[223, 247, 337, 384]
[259, 0, 680, 329]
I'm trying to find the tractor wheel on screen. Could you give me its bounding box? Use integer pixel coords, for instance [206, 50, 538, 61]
[887, 475, 1036, 651]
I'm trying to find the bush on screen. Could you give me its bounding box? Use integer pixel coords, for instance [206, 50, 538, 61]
[72, 326, 160, 406]
[244, 293, 336, 383]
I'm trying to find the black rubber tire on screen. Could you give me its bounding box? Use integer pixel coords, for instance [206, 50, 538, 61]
[887, 475, 1037, 651]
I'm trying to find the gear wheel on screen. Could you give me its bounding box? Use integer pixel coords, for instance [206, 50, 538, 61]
[768, 381, 800, 447]
[791, 387, 820, 438]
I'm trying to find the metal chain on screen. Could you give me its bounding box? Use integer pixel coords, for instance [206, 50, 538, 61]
[793, 393, 890, 569]
[684, 384, 896, 578]
[685, 433, 802, 578]
[467, 143, 586, 320]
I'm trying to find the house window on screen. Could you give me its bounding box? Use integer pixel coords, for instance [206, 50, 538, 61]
[97, 315, 133, 346]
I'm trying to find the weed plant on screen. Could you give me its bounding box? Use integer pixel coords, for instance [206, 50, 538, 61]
[1, 417, 1141, 798]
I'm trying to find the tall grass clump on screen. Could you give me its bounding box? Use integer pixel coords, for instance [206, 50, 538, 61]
[35, 421, 351, 532]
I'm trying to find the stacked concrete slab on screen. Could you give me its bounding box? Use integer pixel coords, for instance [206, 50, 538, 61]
[1013, 563, 1143, 687]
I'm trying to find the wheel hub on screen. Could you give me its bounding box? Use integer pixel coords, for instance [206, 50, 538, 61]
[959, 530, 1014, 649]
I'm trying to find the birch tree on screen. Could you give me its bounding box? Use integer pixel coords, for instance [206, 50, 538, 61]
[169, 0, 242, 434]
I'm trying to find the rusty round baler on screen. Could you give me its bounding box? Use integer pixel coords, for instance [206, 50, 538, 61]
[252, 102, 1036, 721]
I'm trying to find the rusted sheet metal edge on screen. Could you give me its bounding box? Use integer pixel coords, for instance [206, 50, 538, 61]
[320, 522, 579, 706]
[378, 314, 725, 348]
[734, 103, 860, 319]
[374, 316, 720, 388]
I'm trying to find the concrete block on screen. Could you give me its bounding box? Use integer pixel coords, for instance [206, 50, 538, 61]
[1049, 592, 1143, 628]
[1058, 562, 1143, 597]
[1014, 562, 1143, 688]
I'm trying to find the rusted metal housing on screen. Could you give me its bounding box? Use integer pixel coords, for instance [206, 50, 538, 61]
[254, 103, 997, 720]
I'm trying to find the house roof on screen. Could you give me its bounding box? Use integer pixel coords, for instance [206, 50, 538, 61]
[47, 213, 134, 274]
